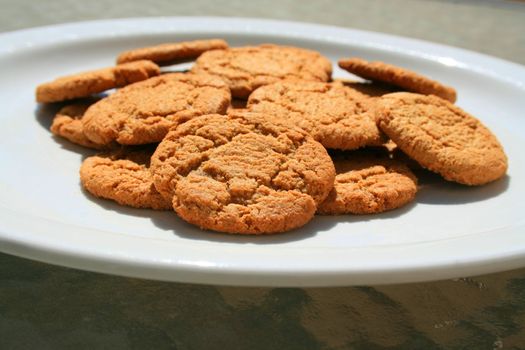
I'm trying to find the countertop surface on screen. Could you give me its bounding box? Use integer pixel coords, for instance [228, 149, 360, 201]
[1, 1, 525, 349]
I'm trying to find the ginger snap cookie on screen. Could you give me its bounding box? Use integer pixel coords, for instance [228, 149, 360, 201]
[116, 39, 228, 65]
[338, 58, 457, 103]
[80, 147, 171, 210]
[317, 150, 417, 215]
[376, 92, 507, 185]
[191, 44, 332, 98]
[247, 81, 385, 150]
[150, 111, 335, 234]
[36, 60, 160, 103]
[50, 101, 106, 149]
[82, 73, 231, 146]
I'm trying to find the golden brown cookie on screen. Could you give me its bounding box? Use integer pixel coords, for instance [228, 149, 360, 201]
[150, 111, 336, 234]
[50, 101, 106, 149]
[247, 81, 385, 150]
[338, 58, 457, 102]
[36, 60, 160, 103]
[376, 92, 507, 185]
[82, 73, 231, 146]
[191, 44, 332, 98]
[317, 151, 418, 215]
[116, 39, 228, 65]
[80, 147, 171, 210]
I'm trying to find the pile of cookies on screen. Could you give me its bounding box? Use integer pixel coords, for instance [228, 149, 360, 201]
[36, 39, 508, 234]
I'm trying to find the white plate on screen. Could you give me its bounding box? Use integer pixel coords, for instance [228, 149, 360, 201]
[0, 17, 524, 287]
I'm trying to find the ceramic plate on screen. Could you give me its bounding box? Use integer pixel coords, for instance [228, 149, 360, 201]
[0, 17, 524, 287]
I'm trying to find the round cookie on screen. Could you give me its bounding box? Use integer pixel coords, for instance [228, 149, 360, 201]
[80, 147, 171, 210]
[317, 151, 418, 215]
[150, 111, 335, 234]
[36, 60, 160, 103]
[376, 92, 507, 185]
[116, 39, 228, 65]
[247, 81, 385, 150]
[82, 73, 231, 146]
[191, 44, 332, 98]
[338, 58, 457, 103]
[50, 101, 106, 149]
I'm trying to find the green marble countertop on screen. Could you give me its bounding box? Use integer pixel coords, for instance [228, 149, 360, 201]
[1, 1, 524, 349]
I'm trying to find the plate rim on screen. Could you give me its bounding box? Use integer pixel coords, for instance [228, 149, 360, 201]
[1, 16, 524, 287]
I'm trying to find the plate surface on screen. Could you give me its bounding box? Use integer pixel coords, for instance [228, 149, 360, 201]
[0, 17, 524, 287]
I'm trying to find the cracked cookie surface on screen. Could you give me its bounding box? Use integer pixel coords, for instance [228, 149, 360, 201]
[82, 73, 231, 146]
[80, 147, 171, 210]
[117, 39, 228, 65]
[339, 58, 457, 102]
[318, 151, 417, 215]
[247, 81, 385, 150]
[50, 101, 105, 149]
[191, 44, 332, 98]
[36, 60, 160, 103]
[376, 92, 507, 185]
[150, 111, 335, 234]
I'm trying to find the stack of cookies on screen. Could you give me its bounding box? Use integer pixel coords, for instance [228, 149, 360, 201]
[36, 39, 508, 235]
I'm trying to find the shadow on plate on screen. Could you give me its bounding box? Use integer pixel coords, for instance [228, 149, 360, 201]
[84, 188, 335, 244]
[415, 169, 510, 205]
[80, 184, 425, 244]
[34, 102, 65, 130]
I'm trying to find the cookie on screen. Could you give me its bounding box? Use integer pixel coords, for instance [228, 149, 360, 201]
[82, 73, 231, 146]
[317, 151, 417, 215]
[247, 81, 385, 150]
[116, 39, 228, 65]
[36, 60, 160, 103]
[338, 58, 457, 103]
[150, 111, 335, 234]
[376, 92, 507, 185]
[80, 147, 171, 210]
[191, 44, 332, 98]
[50, 101, 106, 149]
